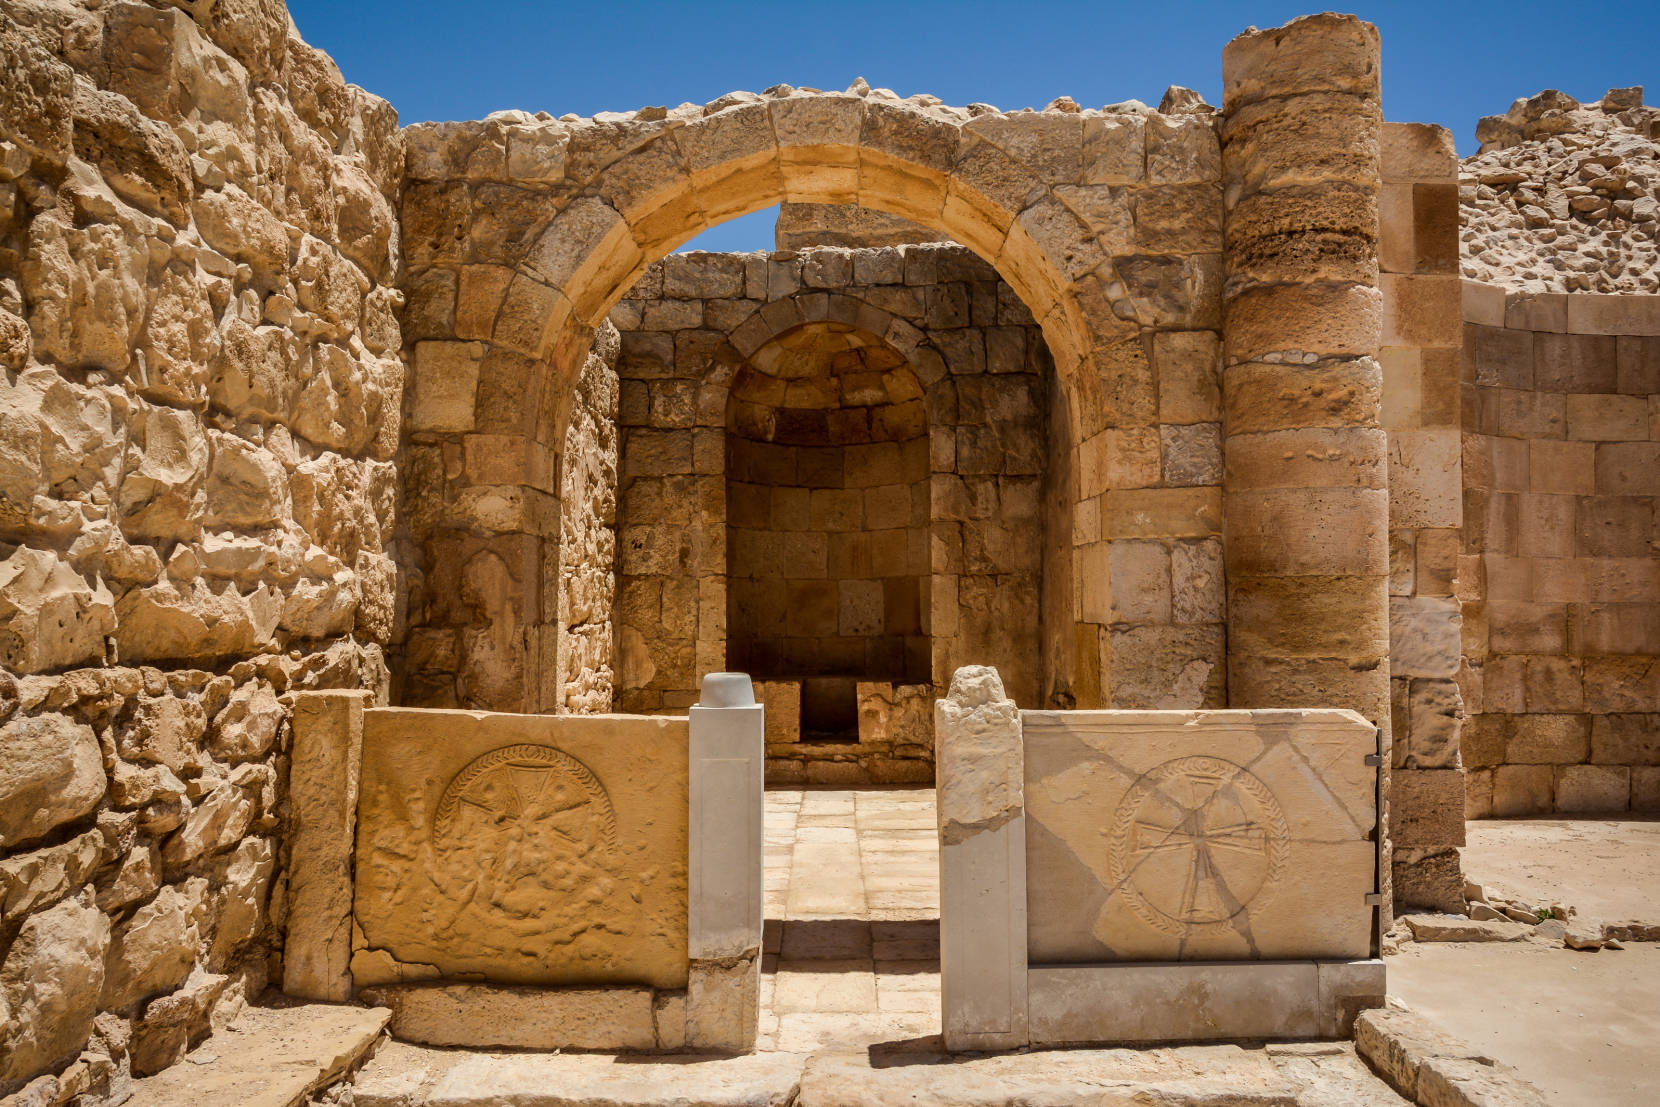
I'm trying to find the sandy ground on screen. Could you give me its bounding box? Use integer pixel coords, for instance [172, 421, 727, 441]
[1461, 817, 1660, 922]
[1386, 816, 1660, 1106]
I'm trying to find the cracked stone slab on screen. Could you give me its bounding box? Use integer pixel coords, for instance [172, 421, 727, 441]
[1022, 708, 1378, 963]
[126, 1003, 390, 1107]
[793, 1046, 1305, 1106]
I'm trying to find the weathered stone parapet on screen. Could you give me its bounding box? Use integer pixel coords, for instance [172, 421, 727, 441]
[1220, 14, 1391, 736]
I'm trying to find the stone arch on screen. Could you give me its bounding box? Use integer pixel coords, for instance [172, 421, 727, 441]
[399, 91, 1227, 713]
[487, 92, 1160, 451]
[609, 277, 1060, 718]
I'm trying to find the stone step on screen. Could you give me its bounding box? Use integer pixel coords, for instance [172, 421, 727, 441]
[350, 1039, 1408, 1107]
[127, 1003, 390, 1107]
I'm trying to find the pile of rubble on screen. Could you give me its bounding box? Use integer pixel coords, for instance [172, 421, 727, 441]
[1392, 882, 1626, 952]
[1460, 86, 1660, 292]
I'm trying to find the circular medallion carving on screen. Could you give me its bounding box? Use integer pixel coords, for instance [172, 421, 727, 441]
[434, 743, 618, 869]
[1106, 755, 1289, 936]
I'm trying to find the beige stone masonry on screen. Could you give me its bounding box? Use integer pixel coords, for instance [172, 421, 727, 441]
[283, 691, 370, 1002]
[1458, 282, 1660, 818]
[936, 664, 1385, 1051]
[1220, 14, 1393, 758]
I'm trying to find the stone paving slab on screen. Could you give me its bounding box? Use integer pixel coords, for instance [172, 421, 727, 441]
[128, 1003, 389, 1107]
[352, 1042, 807, 1107]
[792, 1046, 1308, 1107]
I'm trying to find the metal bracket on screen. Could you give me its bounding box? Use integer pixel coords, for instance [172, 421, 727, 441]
[1364, 893, 1385, 906]
[1364, 753, 1381, 766]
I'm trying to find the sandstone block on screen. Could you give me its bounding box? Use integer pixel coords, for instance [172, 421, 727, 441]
[192, 184, 289, 274]
[1391, 770, 1466, 848]
[362, 982, 657, 1050]
[1492, 764, 1553, 816]
[285, 691, 367, 1002]
[100, 879, 205, 1012]
[0, 830, 104, 924]
[1222, 13, 1380, 111]
[1555, 765, 1629, 813]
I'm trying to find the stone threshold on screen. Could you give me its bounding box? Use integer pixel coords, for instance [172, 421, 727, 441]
[349, 1037, 1407, 1106]
[125, 1002, 389, 1107]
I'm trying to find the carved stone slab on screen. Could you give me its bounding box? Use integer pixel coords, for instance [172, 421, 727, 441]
[354, 710, 689, 989]
[1023, 708, 1376, 963]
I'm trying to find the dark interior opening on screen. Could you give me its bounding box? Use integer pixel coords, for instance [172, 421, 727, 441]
[801, 676, 859, 743]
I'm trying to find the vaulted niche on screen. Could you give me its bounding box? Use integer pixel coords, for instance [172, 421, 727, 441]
[724, 322, 930, 740]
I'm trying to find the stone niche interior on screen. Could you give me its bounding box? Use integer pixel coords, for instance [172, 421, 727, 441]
[607, 240, 1058, 782]
[725, 323, 931, 737]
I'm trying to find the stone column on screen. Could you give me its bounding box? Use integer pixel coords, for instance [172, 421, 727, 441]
[685, 672, 764, 1052]
[1220, 15, 1391, 733]
[936, 665, 1028, 1051]
[283, 690, 370, 1001]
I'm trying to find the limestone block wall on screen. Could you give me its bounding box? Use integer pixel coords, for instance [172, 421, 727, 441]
[392, 85, 1233, 719]
[608, 244, 1056, 771]
[1459, 283, 1660, 815]
[0, 1, 402, 1099]
[1378, 125, 1467, 912]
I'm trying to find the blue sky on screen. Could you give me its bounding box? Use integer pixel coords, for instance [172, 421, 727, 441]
[290, 1, 1657, 252]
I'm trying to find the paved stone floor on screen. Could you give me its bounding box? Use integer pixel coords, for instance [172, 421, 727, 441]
[1461, 816, 1660, 924]
[1385, 815, 1660, 1106]
[759, 787, 942, 1052]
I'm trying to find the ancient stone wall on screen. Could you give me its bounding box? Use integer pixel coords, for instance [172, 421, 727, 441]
[774, 201, 947, 250]
[1459, 282, 1660, 816]
[1378, 124, 1467, 911]
[392, 86, 1232, 719]
[0, 1, 402, 1098]
[555, 324, 619, 714]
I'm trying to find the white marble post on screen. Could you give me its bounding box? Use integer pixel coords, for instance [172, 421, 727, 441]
[936, 665, 1029, 1051]
[685, 672, 765, 1051]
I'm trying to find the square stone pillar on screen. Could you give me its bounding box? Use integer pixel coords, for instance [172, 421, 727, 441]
[685, 672, 764, 1051]
[283, 690, 371, 1001]
[936, 665, 1028, 1051]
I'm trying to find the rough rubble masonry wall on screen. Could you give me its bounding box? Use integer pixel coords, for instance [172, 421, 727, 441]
[555, 323, 619, 714]
[0, 0, 402, 1098]
[1459, 282, 1660, 816]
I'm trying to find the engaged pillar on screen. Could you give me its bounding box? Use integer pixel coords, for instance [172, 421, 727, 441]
[1220, 15, 1392, 731]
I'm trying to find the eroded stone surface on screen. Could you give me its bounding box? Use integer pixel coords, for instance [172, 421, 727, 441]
[1024, 709, 1378, 961]
[354, 710, 690, 989]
